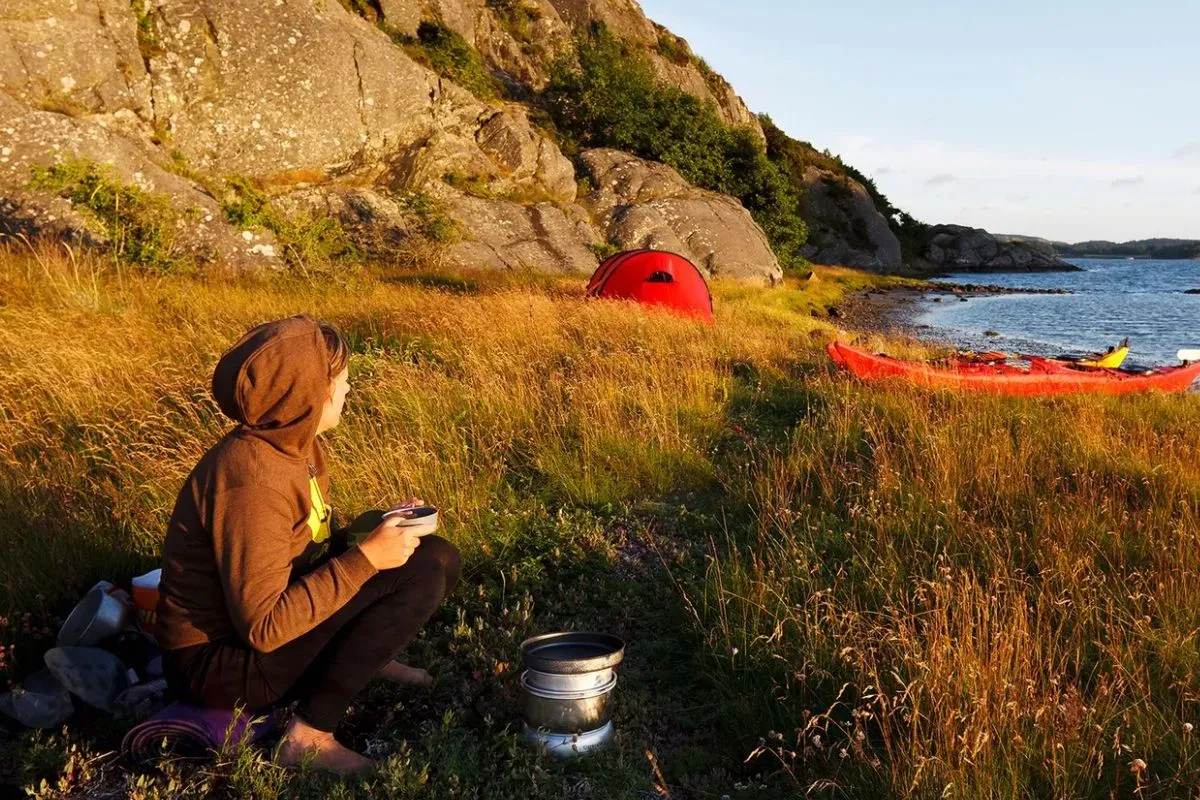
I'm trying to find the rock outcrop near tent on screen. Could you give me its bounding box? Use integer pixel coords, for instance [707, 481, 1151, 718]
[441, 193, 601, 273]
[0, 0, 782, 282]
[0, 92, 264, 267]
[579, 149, 782, 284]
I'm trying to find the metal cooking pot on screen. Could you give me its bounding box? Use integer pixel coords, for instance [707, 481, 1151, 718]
[521, 631, 624, 674]
[58, 587, 133, 647]
[519, 631, 625, 753]
[521, 671, 617, 732]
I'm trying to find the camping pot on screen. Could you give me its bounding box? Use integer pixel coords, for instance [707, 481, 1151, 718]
[57, 585, 134, 647]
[521, 671, 617, 731]
[519, 632, 624, 757]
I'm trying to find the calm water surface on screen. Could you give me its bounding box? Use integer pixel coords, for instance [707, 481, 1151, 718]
[915, 258, 1200, 367]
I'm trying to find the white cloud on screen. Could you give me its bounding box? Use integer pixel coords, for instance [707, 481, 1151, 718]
[840, 134, 875, 152]
[822, 135, 1200, 240]
[1172, 143, 1200, 160]
[831, 137, 1152, 182]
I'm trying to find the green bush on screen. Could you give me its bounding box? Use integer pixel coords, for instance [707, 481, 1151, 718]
[406, 191, 461, 243]
[221, 177, 359, 270]
[589, 241, 620, 260]
[655, 31, 691, 65]
[487, 0, 540, 42]
[542, 26, 808, 267]
[28, 160, 190, 272]
[396, 21, 503, 101]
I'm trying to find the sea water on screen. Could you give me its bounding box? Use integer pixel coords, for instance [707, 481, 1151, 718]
[915, 258, 1200, 367]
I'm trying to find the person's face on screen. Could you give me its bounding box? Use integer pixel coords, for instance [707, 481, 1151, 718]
[317, 366, 350, 434]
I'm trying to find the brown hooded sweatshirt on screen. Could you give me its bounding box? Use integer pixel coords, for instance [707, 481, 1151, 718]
[155, 316, 377, 653]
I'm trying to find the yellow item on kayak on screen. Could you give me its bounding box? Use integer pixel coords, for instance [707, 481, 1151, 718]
[1078, 339, 1129, 369]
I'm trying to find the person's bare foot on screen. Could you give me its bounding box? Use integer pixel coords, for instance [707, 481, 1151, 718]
[378, 660, 432, 686]
[276, 716, 374, 775]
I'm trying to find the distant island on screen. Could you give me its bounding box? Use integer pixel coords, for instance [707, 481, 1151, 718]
[997, 236, 1200, 260]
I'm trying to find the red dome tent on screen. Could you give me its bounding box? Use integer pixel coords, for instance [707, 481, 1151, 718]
[585, 249, 715, 323]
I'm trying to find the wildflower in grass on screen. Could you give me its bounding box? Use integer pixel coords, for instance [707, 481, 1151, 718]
[1185, 723, 1194, 734]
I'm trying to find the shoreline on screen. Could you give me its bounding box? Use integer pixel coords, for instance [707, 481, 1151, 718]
[837, 281, 1072, 345]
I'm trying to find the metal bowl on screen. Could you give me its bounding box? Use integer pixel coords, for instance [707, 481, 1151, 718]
[523, 720, 614, 759]
[520, 631, 625, 675]
[58, 587, 133, 647]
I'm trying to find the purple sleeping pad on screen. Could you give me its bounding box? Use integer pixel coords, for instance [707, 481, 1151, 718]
[121, 702, 284, 764]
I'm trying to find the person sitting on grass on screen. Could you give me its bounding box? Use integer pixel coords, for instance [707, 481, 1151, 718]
[155, 315, 460, 774]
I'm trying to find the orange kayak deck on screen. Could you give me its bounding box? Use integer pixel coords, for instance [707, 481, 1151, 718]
[827, 342, 1200, 396]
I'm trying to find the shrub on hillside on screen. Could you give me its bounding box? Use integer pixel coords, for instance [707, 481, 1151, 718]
[654, 30, 692, 65]
[486, 0, 540, 42]
[393, 21, 503, 101]
[221, 177, 360, 271]
[28, 160, 191, 272]
[542, 25, 808, 267]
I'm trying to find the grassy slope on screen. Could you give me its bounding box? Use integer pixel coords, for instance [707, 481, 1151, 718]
[1, 248, 1199, 798]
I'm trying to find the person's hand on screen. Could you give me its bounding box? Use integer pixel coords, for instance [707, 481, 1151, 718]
[357, 516, 420, 571]
[386, 497, 424, 514]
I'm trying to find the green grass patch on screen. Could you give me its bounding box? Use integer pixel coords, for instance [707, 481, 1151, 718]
[404, 191, 461, 244]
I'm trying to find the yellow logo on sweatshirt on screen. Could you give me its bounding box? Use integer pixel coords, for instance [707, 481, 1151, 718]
[307, 476, 332, 543]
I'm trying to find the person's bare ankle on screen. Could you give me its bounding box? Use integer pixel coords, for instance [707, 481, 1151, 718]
[378, 660, 432, 686]
[277, 716, 374, 774]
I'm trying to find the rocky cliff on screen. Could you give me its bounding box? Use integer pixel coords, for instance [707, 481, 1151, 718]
[2, 0, 979, 281]
[0, 0, 793, 281]
[799, 166, 901, 271]
[375, 0, 762, 135]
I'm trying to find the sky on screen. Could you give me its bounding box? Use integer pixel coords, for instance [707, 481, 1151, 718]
[636, 0, 1200, 243]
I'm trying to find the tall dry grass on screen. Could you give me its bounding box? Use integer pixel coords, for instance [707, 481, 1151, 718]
[0, 244, 868, 608]
[700, 378, 1200, 797]
[4, 242, 1199, 797]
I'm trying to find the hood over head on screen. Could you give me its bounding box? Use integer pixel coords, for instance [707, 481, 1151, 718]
[212, 316, 333, 459]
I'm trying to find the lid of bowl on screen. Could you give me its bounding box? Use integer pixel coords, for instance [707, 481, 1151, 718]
[520, 631, 625, 674]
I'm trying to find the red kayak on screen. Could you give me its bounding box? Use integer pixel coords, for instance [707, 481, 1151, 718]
[827, 341, 1200, 396]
